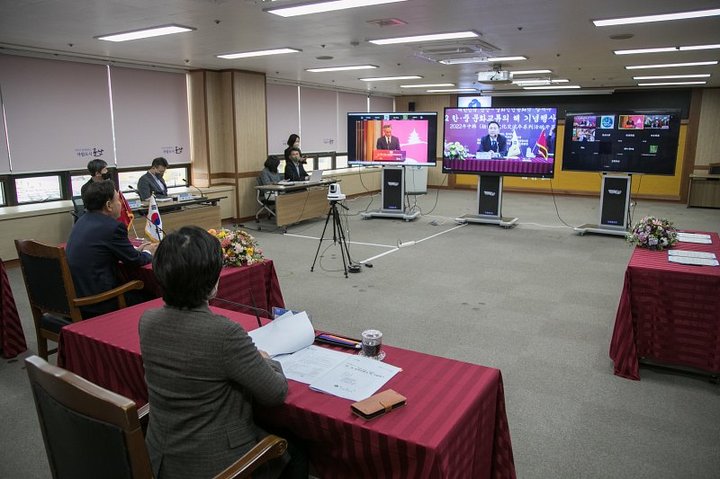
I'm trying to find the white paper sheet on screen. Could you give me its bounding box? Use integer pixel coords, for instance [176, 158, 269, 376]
[668, 255, 719, 266]
[275, 345, 352, 384]
[309, 355, 402, 401]
[247, 311, 315, 357]
[668, 250, 717, 259]
[676, 232, 712, 244]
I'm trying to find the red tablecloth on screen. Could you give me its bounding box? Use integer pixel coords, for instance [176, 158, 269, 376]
[58, 298, 516, 479]
[444, 157, 553, 175]
[122, 260, 285, 317]
[1, 260, 27, 359]
[609, 232, 720, 380]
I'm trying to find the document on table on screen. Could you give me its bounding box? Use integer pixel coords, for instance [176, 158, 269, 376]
[309, 355, 402, 401]
[676, 232, 712, 244]
[667, 250, 719, 266]
[248, 311, 315, 357]
[275, 346, 350, 384]
[668, 250, 717, 259]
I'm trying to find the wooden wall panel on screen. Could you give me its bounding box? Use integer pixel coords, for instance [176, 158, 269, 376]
[187, 71, 210, 186]
[695, 88, 720, 170]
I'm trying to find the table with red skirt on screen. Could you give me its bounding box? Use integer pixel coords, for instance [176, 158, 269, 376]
[58, 298, 516, 478]
[0, 259, 27, 359]
[609, 232, 720, 380]
[121, 259, 285, 317]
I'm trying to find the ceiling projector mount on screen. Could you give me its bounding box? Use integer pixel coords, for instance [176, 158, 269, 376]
[477, 64, 513, 83]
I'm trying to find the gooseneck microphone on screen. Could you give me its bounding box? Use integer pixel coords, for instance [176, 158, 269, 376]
[211, 296, 270, 328]
[182, 178, 205, 199]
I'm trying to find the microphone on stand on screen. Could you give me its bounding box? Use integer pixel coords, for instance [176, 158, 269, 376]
[182, 178, 205, 199]
[211, 296, 270, 328]
[128, 186, 166, 240]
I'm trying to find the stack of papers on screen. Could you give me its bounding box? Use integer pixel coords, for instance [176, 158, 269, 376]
[668, 249, 719, 267]
[676, 232, 712, 244]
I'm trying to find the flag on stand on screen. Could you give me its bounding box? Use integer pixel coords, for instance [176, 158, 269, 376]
[117, 190, 134, 230]
[533, 129, 548, 159]
[144, 196, 164, 242]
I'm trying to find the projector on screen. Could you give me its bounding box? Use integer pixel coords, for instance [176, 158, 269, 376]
[477, 71, 512, 83]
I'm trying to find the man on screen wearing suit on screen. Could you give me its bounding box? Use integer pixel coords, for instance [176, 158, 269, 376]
[376, 124, 401, 150]
[137, 157, 169, 200]
[478, 121, 508, 157]
[66, 180, 156, 317]
[284, 147, 308, 181]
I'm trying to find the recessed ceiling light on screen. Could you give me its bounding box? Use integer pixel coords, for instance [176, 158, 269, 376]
[633, 74, 711, 80]
[400, 83, 455, 88]
[593, 8, 720, 26]
[369, 31, 479, 45]
[306, 65, 378, 72]
[637, 81, 708, 86]
[359, 75, 423, 81]
[523, 85, 581, 90]
[439, 55, 526, 65]
[484, 89, 614, 97]
[625, 60, 718, 70]
[266, 0, 408, 18]
[513, 79, 569, 86]
[615, 43, 720, 55]
[217, 48, 301, 59]
[510, 69, 552, 75]
[426, 88, 478, 93]
[96, 24, 195, 42]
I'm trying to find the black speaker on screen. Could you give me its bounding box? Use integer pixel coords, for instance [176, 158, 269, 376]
[408, 101, 416, 112]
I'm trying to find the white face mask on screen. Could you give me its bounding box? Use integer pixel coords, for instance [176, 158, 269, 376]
[208, 280, 219, 301]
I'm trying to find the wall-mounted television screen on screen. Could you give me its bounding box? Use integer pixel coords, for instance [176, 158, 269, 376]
[347, 112, 438, 166]
[562, 110, 681, 175]
[458, 96, 492, 108]
[442, 107, 558, 178]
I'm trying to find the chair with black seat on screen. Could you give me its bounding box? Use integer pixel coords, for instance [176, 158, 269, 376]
[70, 196, 85, 223]
[255, 177, 277, 223]
[14, 239, 144, 360]
[25, 355, 288, 479]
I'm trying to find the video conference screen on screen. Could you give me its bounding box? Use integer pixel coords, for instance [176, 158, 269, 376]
[562, 110, 681, 175]
[347, 112, 438, 166]
[442, 107, 558, 178]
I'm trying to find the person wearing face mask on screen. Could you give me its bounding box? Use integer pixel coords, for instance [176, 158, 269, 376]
[284, 147, 308, 181]
[80, 158, 134, 228]
[137, 157, 169, 201]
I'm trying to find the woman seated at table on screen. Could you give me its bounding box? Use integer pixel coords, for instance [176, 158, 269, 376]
[259, 156, 283, 186]
[139, 226, 305, 479]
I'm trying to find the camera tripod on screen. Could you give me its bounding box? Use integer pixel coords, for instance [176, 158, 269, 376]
[311, 199, 358, 278]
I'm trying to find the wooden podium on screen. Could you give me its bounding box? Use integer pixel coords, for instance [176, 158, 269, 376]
[130, 197, 222, 238]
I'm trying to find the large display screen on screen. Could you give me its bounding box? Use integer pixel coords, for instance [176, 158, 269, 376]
[442, 107, 558, 178]
[347, 112, 438, 166]
[562, 110, 681, 175]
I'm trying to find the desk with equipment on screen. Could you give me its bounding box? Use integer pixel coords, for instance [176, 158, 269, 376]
[58, 298, 516, 479]
[129, 196, 224, 237]
[255, 179, 336, 230]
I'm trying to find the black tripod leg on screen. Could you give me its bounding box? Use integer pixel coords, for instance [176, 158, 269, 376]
[332, 204, 349, 277]
[311, 205, 334, 272]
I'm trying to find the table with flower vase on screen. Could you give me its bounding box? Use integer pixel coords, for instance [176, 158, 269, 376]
[609, 231, 720, 379]
[58, 297, 516, 479]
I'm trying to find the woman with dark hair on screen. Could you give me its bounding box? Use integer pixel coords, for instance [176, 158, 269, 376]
[259, 156, 283, 186]
[138, 226, 292, 479]
[283, 134, 300, 162]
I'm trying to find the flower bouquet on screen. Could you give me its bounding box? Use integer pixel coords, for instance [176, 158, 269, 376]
[626, 216, 678, 251]
[444, 141, 469, 160]
[208, 228, 264, 266]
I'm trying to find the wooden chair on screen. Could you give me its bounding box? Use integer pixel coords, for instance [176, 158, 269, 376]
[25, 355, 288, 479]
[14, 239, 144, 359]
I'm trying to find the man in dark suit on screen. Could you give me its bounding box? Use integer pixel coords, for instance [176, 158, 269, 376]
[140, 226, 305, 479]
[376, 124, 401, 150]
[478, 121, 508, 157]
[66, 180, 155, 317]
[137, 157, 169, 200]
[284, 147, 308, 181]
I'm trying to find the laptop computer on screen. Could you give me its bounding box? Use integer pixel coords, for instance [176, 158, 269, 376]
[307, 169, 323, 183]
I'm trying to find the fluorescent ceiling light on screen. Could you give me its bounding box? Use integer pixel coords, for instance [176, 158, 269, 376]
[615, 44, 720, 55]
[96, 25, 195, 42]
[400, 83, 455, 88]
[625, 60, 718, 69]
[523, 85, 581, 90]
[426, 88, 477, 93]
[593, 8, 720, 26]
[510, 69, 552, 75]
[439, 55, 526, 65]
[359, 75, 422, 81]
[513, 79, 569, 86]
[306, 65, 377, 72]
[217, 48, 301, 59]
[633, 74, 711, 80]
[486, 56, 527, 62]
[637, 81, 707, 86]
[266, 0, 408, 17]
[483, 89, 614, 97]
[369, 31, 479, 45]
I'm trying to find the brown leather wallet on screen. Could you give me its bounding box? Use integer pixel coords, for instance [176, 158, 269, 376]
[351, 389, 407, 420]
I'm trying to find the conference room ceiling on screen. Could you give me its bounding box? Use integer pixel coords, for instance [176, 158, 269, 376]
[0, 0, 718, 96]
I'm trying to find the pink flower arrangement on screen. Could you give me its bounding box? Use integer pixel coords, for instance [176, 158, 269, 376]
[207, 228, 264, 266]
[626, 216, 678, 251]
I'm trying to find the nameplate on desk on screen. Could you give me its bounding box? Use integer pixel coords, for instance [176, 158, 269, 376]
[177, 192, 194, 202]
[127, 199, 142, 209]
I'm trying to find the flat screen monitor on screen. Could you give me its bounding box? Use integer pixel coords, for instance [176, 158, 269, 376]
[442, 107, 558, 178]
[562, 110, 681, 175]
[458, 96, 492, 108]
[347, 112, 438, 166]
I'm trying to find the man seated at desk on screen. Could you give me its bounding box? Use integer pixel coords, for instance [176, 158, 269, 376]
[137, 157, 169, 200]
[66, 180, 156, 317]
[477, 121, 508, 158]
[284, 147, 308, 181]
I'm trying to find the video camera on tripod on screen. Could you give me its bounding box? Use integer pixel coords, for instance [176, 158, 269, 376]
[327, 182, 345, 201]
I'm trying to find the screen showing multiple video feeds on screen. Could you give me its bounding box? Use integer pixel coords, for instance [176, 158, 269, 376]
[442, 107, 558, 178]
[562, 110, 681, 175]
[347, 112, 438, 166]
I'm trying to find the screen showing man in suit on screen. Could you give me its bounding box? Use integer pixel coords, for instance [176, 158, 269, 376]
[376, 124, 401, 151]
[478, 121, 508, 157]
